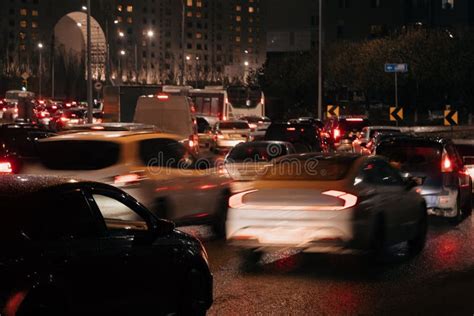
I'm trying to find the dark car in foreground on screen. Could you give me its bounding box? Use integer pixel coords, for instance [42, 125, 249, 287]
[0, 123, 55, 174]
[264, 122, 322, 153]
[0, 175, 212, 316]
[376, 136, 472, 223]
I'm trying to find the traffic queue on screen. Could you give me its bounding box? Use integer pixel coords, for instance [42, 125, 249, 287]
[0, 91, 473, 314]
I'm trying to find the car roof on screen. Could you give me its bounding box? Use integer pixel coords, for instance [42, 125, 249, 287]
[63, 123, 158, 132]
[0, 175, 91, 198]
[234, 140, 292, 147]
[366, 126, 401, 130]
[452, 139, 474, 145]
[39, 131, 182, 143]
[272, 152, 362, 163]
[378, 135, 446, 146]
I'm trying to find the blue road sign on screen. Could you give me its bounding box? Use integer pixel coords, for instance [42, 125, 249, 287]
[385, 63, 408, 73]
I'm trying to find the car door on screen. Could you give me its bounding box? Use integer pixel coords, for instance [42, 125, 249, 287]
[85, 187, 179, 314]
[23, 188, 105, 311]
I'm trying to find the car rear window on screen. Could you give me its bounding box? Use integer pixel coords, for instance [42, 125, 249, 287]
[339, 119, 369, 132]
[228, 143, 289, 162]
[219, 122, 250, 130]
[261, 156, 355, 181]
[0, 130, 55, 157]
[39, 140, 120, 170]
[377, 142, 442, 167]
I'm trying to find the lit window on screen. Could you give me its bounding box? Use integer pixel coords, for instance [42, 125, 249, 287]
[32, 21, 38, 28]
[20, 20, 27, 28]
[236, 5, 242, 11]
[19, 32, 26, 40]
[117, 5, 123, 12]
[32, 10, 38, 16]
[196, 32, 202, 39]
[127, 17, 133, 23]
[196, 12, 202, 18]
[249, 7, 254, 13]
[187, 11, 193, 17]
[126, 5, 133, 12]
[187, 0, 193, 6]
[117, 16, 123, 22]
[196, 1, 202, 7]
[235, 36, 241, 42]
[20, 9, 27, 16]
[236, 16, 241, 22]
[248, 37, 253, 43]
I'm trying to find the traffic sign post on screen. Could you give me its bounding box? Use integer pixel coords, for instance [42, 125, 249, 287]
[390, 107, 403, 126]
[326, 105, 339, 118]
[385, 64, 408, 115]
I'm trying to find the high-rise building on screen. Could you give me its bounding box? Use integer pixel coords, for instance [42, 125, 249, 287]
[0, 0, 266, 92]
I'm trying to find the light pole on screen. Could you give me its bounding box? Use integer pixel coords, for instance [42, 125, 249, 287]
[146, 30, 154, 84]
[317, 0, 323, 119]
[37, 43, 43, 99]
[181, 0, 186, 85]
[119, 50, 126, 82]
[86, 0, 93, 124]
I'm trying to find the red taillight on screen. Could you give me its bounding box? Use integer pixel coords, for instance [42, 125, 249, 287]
[4, 290, 28, 316]
[322, 190, 358, 209]
[157, 94, 169, 100]
[0, 161, 13, 174]
[249, 123, 257, 130]
[441, 151, 453, 173]
[287, 127, 296, 131]
[333, 128, 341, 140]
[346, 118, 363, 122]
[60, 117, 69, 122]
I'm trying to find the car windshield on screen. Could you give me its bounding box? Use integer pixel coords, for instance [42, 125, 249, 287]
[261, 156, 355, 181]
[38, 141, 120, 170]
[219, 122, 249, 130]
[227, 143, 288, 162]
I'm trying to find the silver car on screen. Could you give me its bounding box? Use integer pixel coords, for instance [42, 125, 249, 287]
[210, 120, 251, 154]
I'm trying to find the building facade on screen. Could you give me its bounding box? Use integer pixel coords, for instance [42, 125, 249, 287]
[0, 0, 266, 94]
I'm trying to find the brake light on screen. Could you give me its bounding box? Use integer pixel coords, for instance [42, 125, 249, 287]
[14, 108, 18, 114]
[223, 116, 227, 121]
[157, 94, 169, 100]
[287, 127, 296, 131]
[322, 190, 358, 209]
[333, 128, 341, 140]
[346, 118, 363, 122]
[249, 123, 257, 130]
[0, 161, 13, 174]
[60, 117, 70, 122]
[441, 151, 453, 173]
[2, 107, 6, 112]
[52, 105, 57, 110]
[4, 289, 28, 316]
[91, 126, 105, 130]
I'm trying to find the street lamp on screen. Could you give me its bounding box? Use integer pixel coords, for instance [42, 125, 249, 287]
[186, 55, 191, 61]
[119, 50, 126, 82]
[146, 30, 154, 83]
[118, 31, 125, 38]
[244, 61, 249, 67]
[38, 43, 44, 99]
[147, 30, 154, 38]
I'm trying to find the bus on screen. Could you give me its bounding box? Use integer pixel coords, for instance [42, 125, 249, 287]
[188, 85, 264, 126]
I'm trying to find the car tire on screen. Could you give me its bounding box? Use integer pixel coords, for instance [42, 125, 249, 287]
[407, 208, 428, 256]
[179, 269, 209, 316]
[449, 192, 462, 225]
[212, 192, 229, 239]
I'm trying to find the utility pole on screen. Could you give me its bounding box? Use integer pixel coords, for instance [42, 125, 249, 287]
[181, 0, 186, 85]
[317, 0, 323, 119]
[38, 43, 43, 99]
[87, 0, 93, 123]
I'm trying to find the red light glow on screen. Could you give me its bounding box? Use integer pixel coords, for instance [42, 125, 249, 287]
[0, 161, 13, 174]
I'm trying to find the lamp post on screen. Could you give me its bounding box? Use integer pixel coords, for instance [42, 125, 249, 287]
[86, 0, 93, 124]
[119, 50, 126, 82]
[146, 30, 154, 84]
[37, 43, 43, 99]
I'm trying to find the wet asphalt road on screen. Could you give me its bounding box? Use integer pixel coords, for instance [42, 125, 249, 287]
[180, 213, 474, 315]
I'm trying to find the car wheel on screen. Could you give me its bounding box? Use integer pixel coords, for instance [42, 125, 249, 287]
[449, 192, 462, 225]
[462, 188, 472, 217]
[407, 208, 427, 256]
[179, 269, 209, 316]
[212, 192, 229, 239]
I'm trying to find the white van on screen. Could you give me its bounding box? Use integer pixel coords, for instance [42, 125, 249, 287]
[134, 94, 199, 155]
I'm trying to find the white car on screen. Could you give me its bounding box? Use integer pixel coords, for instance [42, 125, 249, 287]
[21, 131, 231, 236]
[227, 153, 427, 257]
[210, 120, 251, 154]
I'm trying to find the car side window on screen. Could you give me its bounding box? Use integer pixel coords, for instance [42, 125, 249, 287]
[25, 189, 99, 241]
[139, 138, 190, 168]
[92, 194, 149, 233]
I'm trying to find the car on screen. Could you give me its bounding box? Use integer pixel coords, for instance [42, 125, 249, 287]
[210, 120, 251, 154]
[21, 131, 231, 236]
[226, 153, 427, 258]
[240, 116, 272, 140]
[264, 122, 322, 153]
[290, 117, 324, 129]
[134, 94, 199, 156]
[60, 122, 159, 133]
[223, 141, 296, 181]
[353, 126, 401, 154]
[322, 116, 370, 151]
[0, 175, 212, 315]
[376, 136, 472, 222]
[0, 123, 56, 174]
[49, 108, 88, 131]
[452, 139, 474, 192]
[196, 116, 213, 149]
